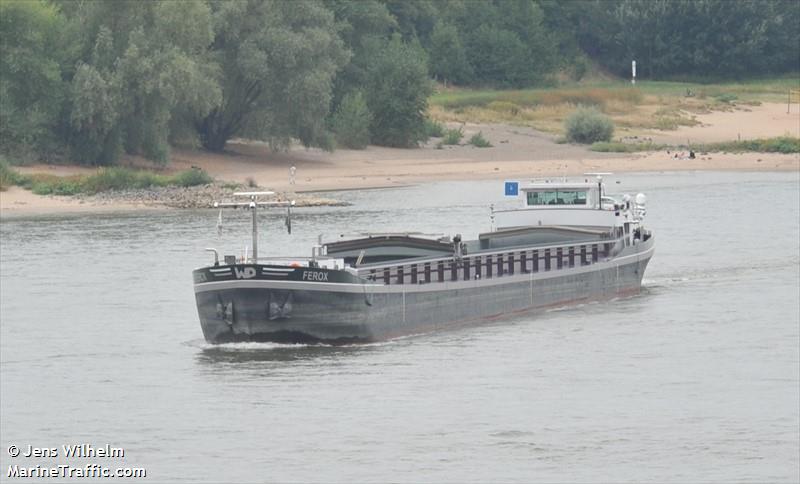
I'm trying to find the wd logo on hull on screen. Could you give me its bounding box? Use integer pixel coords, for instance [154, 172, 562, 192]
[302, 271, 329, 282]
[234, 267, 257, 279]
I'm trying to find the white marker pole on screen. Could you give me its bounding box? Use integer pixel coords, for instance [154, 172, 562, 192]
[632, 60, 637, 85]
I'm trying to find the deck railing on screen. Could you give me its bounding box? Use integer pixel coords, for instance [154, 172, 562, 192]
[359, 238, 625, 285]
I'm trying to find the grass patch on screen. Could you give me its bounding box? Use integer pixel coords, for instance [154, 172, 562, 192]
[0, 164, 214, 195]
[0, 158, 25, 191]
[429, 75, 798, 136]
[696, 136, 799, 154]
[468, 131, 492, 148]
[168, 168, 214, 187]
[590, 136, 799, 153]
[590, 141, 667, 152]
[26, 174, 85, 195]
[442, 126, 464, 145]
[423, 118, 446, 138]
[431, 86, 643, 110]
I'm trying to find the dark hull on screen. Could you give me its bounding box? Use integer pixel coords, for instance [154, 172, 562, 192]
[194, 239, 654, 344]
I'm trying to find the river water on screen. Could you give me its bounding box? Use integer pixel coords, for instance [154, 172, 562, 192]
[1, 171, 798, 483]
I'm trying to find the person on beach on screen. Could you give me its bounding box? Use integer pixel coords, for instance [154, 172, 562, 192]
[289, 165, 296, 185]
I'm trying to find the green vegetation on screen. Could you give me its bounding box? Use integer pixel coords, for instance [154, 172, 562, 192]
[423, 118, 446, 138]
[430, 77, 799, 110]
[565, 107, 614, 144]
[696, 137, 800, 154]
[432, 86, 643, 110]
[0, 161, 213, 195]
[1, 0, 797, 164]
[581, 1, 799, 79]
[0, 159, 24, 191]
[331, 91, 372, 149]
[442, 127, 465, 145]
[588, 137, 800, 154]
[364, 35, 433, 147]
[589, 141, 667, 152]
[468, 132, 492, 148]
[196, 1, 346, 152]
[428, 21, 472, 86]
[428, 75, 798, 137]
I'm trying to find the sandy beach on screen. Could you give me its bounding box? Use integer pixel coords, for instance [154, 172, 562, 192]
[2, 102, 797, 217]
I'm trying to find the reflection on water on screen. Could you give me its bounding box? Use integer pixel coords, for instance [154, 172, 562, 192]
[1, 172, 798, 483]
[193, 341, 383, 366]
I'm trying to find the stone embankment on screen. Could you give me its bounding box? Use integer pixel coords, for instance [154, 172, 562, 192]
[75, 183, 349, 209]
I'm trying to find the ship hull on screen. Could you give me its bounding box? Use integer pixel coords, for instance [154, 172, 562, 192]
[194, 239, 654, 344]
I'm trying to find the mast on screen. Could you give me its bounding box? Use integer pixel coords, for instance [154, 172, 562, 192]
[213, 191, 294, 263]
[584, 172, 612, 210]
[251, 194, 258, 261]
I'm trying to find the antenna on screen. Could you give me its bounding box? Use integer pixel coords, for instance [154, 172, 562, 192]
[584, 173, 612, 210]
[214, 192, 295, 263]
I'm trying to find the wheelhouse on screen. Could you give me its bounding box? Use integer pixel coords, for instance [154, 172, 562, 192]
[521, 182, 600, 209]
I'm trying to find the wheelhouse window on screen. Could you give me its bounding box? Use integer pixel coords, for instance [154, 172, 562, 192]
[527, 190, 587, 206]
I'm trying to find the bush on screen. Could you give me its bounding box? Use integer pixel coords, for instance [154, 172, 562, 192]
[442, 127, 464, 145]
[331, 91, 372, 149]
[171, 168, 213, 187]
[423, 118, 446, 138]
[1, 164, 217, 195]
[83, 167, 150, 193]
[469, 131, 492, 148]
[564, 106, 614, 144]
[30, 176, 82, 196]
[0, 158, 24, 191]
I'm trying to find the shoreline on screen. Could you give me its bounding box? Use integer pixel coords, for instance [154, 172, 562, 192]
[2, 160, 797, 219]
[3, 107, 798, 218]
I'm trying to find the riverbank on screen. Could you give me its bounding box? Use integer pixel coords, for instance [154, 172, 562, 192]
[0, 182, 349, 218]
[2, 111, 798, 218]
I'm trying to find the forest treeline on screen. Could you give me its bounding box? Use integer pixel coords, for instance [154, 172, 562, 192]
[1, 0, 798, 165]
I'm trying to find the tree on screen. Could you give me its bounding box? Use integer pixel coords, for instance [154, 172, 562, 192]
[428, 21, 472, 85]
[63, 0, 219, 164]
[196, 0, 348, 152]
[327, 0, 396, 109]
[364, 34, 432, 147]
[382, 0, 440, 42]
[438, 0, 557, 87]
[468, 24, 531, 87]
[0, 1, 69, 161]
[331, 91, 372, 149]
[595, 0, 796, 79]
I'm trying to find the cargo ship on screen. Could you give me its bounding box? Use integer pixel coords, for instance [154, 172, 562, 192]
[193, 176, 654, 343]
